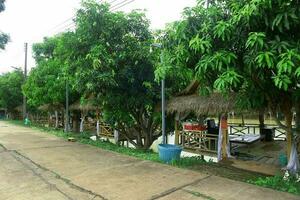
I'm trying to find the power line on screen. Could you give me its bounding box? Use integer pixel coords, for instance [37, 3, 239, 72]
[46, 0, 135, 36]
[111, 0, 135, 11]
[110, 0, 132, 10]
[108, 0, 120, 4]
[47, 16, 74, 33]
[55, 21, 76, 33]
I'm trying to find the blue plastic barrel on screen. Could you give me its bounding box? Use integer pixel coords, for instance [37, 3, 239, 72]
[158, 144, 182, 163]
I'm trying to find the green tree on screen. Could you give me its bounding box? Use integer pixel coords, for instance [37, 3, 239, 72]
[158, 0, 300, 169]
[23, 35, 78, 128]
[0, 69, 23, 113]
[0, 0, 9, 50]
[67, 1, 162, 149]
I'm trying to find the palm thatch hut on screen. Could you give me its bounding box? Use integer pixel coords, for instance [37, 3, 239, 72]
[167, 80, 238, 158]
[38, 103, 64, 112]
[69, 99, 98, 112]
[38, 103, 64, 128]
[8, 105, 23, 119]
[167, 80, 237, 118]
[168, 93, 236, 118]
[0, 108, 7, 119]
[69, 98, 99, 133]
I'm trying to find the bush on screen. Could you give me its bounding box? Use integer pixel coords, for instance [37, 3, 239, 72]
[248, 174, 300, 195]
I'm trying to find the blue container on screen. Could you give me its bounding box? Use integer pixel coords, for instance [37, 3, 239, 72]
[279, 153, 288, 167]
[158, 144, 182, 163]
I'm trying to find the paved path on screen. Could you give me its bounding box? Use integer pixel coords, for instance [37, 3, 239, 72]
[0, 121, 298, 200]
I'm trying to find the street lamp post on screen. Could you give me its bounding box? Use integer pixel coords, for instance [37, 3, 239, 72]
[23, 43, 28, 120]
[65, 78, 69, 132]
[151, 43, 166, 144]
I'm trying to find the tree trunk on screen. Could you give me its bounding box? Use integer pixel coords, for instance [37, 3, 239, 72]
[48, 112, 51, 127]
[72, 111, 80, 132]
[258, 109, 265, 129]
[96, 120, 100, 136]
[80, 113, 85, 133]
[295, 103, 300, 155]
[61, 111, 64, 129]
[241, 114, 245, 126]
[285, 111, 293, 159]
[55, 110, 59, 129]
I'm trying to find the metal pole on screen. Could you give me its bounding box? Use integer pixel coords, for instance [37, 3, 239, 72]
[162, 79, 166, 144]
[151, 43, 166, 144]
[23, 43, 28, 120]
[65, 79, 69, 132]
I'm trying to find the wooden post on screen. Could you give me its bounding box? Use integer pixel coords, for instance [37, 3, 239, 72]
[222, 129, 228, 159]
[175, 120, 179, 145]
[221, 115, 228, 159]
[285, 111, 293, 159]
[96, 109, 100, 137]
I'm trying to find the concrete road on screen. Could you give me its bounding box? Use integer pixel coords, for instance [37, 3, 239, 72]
[0, 121, 298, 200]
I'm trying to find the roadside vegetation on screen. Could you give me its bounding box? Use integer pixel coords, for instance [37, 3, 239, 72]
[1, 0, 300, 196]
[7, 120, 268, 182]
[248, 175, 300, 195]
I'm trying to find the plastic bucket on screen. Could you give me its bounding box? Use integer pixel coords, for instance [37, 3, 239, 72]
[158, 144, 182, 163]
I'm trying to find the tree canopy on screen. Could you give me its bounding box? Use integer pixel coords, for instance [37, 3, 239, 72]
[69, 2, 162, 149]
[0, 69, 23, 112]
[158, 0, 300, 125]
[21, 0, 300, 155]
[0, 0, 9, 50]
[24, 1, 171, 149]
[23, 34, 79, 109]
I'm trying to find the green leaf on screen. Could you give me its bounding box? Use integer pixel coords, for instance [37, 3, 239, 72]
[246, 32, 265, 50]
[295, 67, 300, 77]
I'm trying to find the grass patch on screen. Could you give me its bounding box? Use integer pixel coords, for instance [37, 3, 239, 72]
[248, 175, 300, 195]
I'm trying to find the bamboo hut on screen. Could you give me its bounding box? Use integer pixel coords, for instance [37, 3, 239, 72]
[167, 80, 236, 159]
[167, 81, 293, 173]
[38, 103, 64, 128]
[9, 105, 23, 119]
[69, 98, 99, 133]
[0, 108, 7, 119]
[68, 98, 134, 143]
[167, 93, 236, 117]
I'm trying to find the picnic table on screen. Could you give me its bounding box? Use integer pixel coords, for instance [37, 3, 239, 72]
[229, 134, 261, 152]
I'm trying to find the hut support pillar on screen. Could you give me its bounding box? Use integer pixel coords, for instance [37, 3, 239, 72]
[96, 109, 100, 137]
[221, 129, 228, 159]
[80, 113, 85, 133]
[175, 120, 179, 145]
[48, 112, 51, 127]
[55, 110, 59, 129]
[219, 114, 229, 161]
[285, 111, 293, 159]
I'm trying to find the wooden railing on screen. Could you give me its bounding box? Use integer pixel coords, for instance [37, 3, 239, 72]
[179, 130, 218, 154]
[99, 123, 114, 138]
[228, 123, 286, 140]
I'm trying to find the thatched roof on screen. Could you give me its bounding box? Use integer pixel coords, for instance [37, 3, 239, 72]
[13, 105, 23, 112]
[38, 103, 64, 112]
[167, 93, 236, 116]
[69, 99, 98, 111]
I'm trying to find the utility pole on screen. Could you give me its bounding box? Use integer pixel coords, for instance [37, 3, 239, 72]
[65, 79, 69, 132]
[23, 43, 28, 120]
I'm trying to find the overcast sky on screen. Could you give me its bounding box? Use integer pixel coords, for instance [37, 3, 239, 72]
[0, 0, 196, 74]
